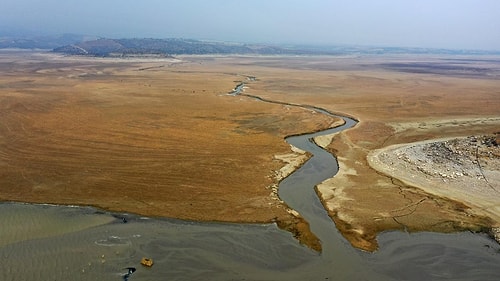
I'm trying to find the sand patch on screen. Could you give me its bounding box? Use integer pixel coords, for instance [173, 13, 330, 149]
[273, 145, 308, 181]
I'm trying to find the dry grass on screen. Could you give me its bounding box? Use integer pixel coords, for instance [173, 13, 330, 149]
[204, 55, 500, 251]
[1, 52, 499, 251]
[0, 52, 341, 250]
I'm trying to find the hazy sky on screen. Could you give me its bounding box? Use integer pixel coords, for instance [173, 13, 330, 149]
[1, 0, 500, 50]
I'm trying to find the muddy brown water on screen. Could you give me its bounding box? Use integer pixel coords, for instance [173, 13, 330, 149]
[1, 202, 499, 281]
[2, 96, 500, 280]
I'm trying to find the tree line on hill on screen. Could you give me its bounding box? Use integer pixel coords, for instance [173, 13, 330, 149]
[1, 34, 499, 56]
[52, 38, 296, 57]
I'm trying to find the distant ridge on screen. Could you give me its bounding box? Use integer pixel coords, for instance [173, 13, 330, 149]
[52, 38, 296, 57]
[1, 34, 499, 56]
[0, 33, 99, 49]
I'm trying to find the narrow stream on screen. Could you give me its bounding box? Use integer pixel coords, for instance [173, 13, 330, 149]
[236, 82, 364, 262]
[1, 83, 500, 280]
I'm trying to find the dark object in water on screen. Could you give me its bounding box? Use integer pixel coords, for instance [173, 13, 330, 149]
[122, 267, 136, 281]
[112, 214, 128, 223]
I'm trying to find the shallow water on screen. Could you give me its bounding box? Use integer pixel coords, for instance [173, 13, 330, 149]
[368, 231, 500, 281]
[1, 203, 500, 281]
[0, 203, 323, 280]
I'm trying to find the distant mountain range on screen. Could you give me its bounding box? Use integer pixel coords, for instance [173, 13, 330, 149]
[1, 33, 499, 56]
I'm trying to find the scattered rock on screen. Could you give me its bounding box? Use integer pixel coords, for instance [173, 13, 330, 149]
[370, 134, 500, 236]
[489, 227, 500, 244]
[400, 135, 500, 184]
[141, 257, 154, 267]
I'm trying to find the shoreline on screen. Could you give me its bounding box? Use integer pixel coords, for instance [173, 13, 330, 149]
[313, 121, 500, 251]
[367, 135, 500, 242]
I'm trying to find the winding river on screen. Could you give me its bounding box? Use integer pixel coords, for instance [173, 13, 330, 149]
[1, 83, 500, 280]
[235, 83, 363, 261]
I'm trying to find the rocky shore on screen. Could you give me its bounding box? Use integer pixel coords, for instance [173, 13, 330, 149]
[368, 134, 500, 242]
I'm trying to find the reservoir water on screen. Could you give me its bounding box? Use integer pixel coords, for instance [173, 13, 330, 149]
[2, 202, 499, 281]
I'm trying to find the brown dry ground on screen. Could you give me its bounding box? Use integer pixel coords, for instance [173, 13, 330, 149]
[1, 52, 499, 252]
[202, 55, 500, 251]
[0, 51, 337, 251]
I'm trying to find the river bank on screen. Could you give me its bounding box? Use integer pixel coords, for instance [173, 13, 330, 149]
[314, 118, 500, 251]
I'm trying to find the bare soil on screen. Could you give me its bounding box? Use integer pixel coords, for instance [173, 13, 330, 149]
[1, 52, 500, 252]
[0, 52, 338, 251]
